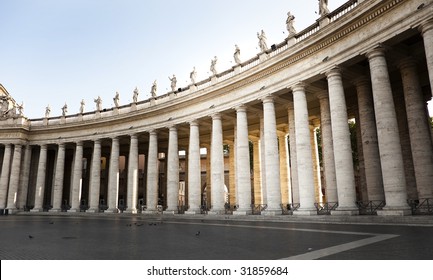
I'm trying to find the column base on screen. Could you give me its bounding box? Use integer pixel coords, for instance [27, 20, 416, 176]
[233, 209, 252, 216]
[208, 210, 225, 215]
[86, 208, 99, 213]
[142, 210, 159, 215]
[105, 208, 119, 213]
[377, 207, 412, 216]
[6, 208, 19, 214]
[49, 208, 62, 213]
[30, 208, 43, 213]
[184, 210, 201, 215]
[262, 209, 282, 216]
[67, 208, 80, 213]
[293, 210, 317, 216]
[331, 209, 359, 216]
[163, 210, 175, 215]
[123, 209, 138, 214]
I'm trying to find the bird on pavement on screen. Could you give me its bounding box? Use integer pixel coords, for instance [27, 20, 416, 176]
[195, 231, 201, 237]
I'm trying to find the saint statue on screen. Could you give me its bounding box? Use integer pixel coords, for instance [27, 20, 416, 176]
[286, 12, 297, 35]
[151, 80, 157, 98]
[80, 99, 85, 114]
[257, 30, 268, 52]
[190, 67, 197, 85]
[17, 102, 24, 116]
[169, 75, 177, 92]
[62, 103, 68, 117]
[113, 92, 120, 108]
[94, 96, 102, 111]
[210, 56, 218, 76]
[133, 87, 139, 103]
[45, 105, 51, 118]
[234, 45, 241, 65]
[319, 0, 330, 17]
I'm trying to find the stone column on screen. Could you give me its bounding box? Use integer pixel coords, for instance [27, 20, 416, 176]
[228, 140, 236, 206]
[234, 105, 252, 215]
[107, 137, 120, 213]
[325, 69, 358, 213]
[144, 130, 159, 213]
[419, 20, 433, 96]
[50, 143, 66, 212]
[209, 113, 225, 214]
[186, 121, 201, 214]
[69, 141, 83, 212]
[287, 100, 300, 205]
[262, 96, 282, 214]
[399, 58, 433, 199]
[17, 145, 32, 210]
[366, 47, 411, 215]
[125, 134, 139, 214]
[278, 133, 290, 206]
[259, 117, 267, 204]
[310, 121, 323, 203]
[317, 92, 338, 203]
[32, 145, 48, 212]
[0, 144, 12, 209]
[252, 139, 262, 205]
[292, 84, 316, 215]
[6, 144, 22, 212]
[326, 68, 358, 215]
[354, 77, 384, 201]
[165, 126, 179, 213]
[88, 139, 101, 212]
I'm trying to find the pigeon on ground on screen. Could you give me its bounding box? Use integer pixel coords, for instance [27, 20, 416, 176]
[28, 235, 34, 239]
[195, 231, 201, 237]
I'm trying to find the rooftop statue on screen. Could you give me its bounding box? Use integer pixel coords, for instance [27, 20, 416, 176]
[234, 45, 241, 65]
[133, 87, 139, 103]
[113, 91, 120, 108]
[257, 30, 268, 52]
[210, 56, 218, 76]
[45, 105, 51, 118]
[286, 12, 297, 36]
[62, 103, 68, 117]
[319, 0, 330, 17]
[169, 75, 177, 92]
[151, 80, 157, 98]
[190, 67, 197, 85]
[17, 102, 24, 116]
[94, 96, 102, 111]
[80, 99, 85, 114]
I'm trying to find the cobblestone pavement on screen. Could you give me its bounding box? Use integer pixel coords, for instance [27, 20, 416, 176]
[0, 213, 432, 260]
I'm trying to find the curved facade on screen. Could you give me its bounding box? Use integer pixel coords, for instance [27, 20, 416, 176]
[1, 0, 433, 216]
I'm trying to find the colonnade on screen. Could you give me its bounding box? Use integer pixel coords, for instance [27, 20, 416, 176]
[1, 18, 433, 216]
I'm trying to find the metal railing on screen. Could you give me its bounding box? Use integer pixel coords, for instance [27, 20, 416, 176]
[356, 200, 386, 215]
[251, 204, 267, 215]
[314, 202, 338, 215]
[408, 199, 433, 215]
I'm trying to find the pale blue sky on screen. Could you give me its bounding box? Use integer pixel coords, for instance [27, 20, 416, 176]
[1, 0, 431, 118]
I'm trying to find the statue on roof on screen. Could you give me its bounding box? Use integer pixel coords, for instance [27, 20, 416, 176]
[257, 30, 268, 52]
[190, 67, 197, 85]
[133, 87, 139, 103]
[62, 103, 68, 117]
[151, 80, 157, 98]
[94, 96, 102, 111]
[113, 92, 120, 108]
[286, 12, 297, 36]
[17, 102, 24, 116]
[210, 56, 218, 76]
[79, 99, 85, 114]
[169, 75, 177, 92]
[234, 45, 241, 65]
[45, 105, 51, 118]
[319, 0, 330, 17]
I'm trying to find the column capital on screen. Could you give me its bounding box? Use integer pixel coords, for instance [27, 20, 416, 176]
[189, 120, 199, 126]
[365, 46, 387, 60]
[40, 144, 48, 150]
[290, 82, 306, 93]
[261, 95, 274, 104]
[148, 129, 157, 136]
[235, 104, 247, 113]
[167, 125, 178, 131]
[316, 91, 329, 101]
[211, 112, 222, 120]
[325, 67, 342, 79]
[396, 57, 418, 71]
[419, 19, 433, 35]
[75, 141, 83, 147]
[93, 138, 101, 145]
[111, 137, 119, 143]
[352, 75, 371, 88]
[129, 134, 138, 140]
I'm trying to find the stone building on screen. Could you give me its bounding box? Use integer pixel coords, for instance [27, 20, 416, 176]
[1, 0, 432, 217]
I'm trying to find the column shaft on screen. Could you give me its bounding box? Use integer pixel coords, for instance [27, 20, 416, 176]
[32, 145, 48, 212]
[252, 140, 262, 204]
[166, 127, 179, 213]
[0, 144, 12, 209]
[145, 131, 159, 213]
[209, 113, 225, 213]
[107, 137, 120, 213]
[420, 20, 433, 96]
[88, 140, 101, 212]
[126, 135, 139, 213]
[278, 134, 290, 206]
[17, 145, 32, 210]
[69, 142, 83, 212]
[51, 143, 66, 212]
[6, 144, 22, 212]
[186, 121, 201, 214]
[287, 101, 300, 205]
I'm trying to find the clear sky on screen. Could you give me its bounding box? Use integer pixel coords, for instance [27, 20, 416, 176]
[1, 0, 431, 119]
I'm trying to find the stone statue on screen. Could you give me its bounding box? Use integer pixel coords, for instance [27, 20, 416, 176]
[133, 87, 139, 103]
[62, 103, 68, 117]
[286, 12, 297, 35]
[168, 75, 177, 92]
[80, 99, 85, 114]
[45, 105, 51, 118]
[257, 30, 268, 52]
[234, 45, 241, 65]
[94, 96, 102, 111]
[151, 80, 157, 98]
[210, 56, 218, 76]
[113, 92, 120, 108]
[17, 102, 24, 116]
[319, 0, 330, 17]
[190, 67, 197, 85]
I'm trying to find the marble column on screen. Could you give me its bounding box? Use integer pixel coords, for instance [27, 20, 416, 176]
[354, 77, 384, 201]
[252, 139, 262, 205]
[165, 126, 179, 213]
[144, 130, 159, 213]
[326, 68, 358, 214]
[262, 96, 282, 214]
[278, 133, 290, 206]
[209, 113, 225, 214]
[50, 143, 66, 212]
[292, 84, 316, 215]
[317, 93, 338, 203]
[366, 47, 411, 215]
[399, 58, 433, 199]
[126, 134, 139, 214]
[287, 100, 300, 205]
[17, 145, 32, 210]
[32, 145, 48, 212]
[259, 117, 267, 204]
[6, 144, 22, 212]
[88, 139, 101, 212]
[234, 105, 252, 215]
[107, 137, 120, 213]
[228, 140, 236, 206]
[0, 144, 12, 209]
[419, 20, 433, 96]
[69, 142, 83, 212]
[310, 121, 323, 203]
[186, 121, 201, 214]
